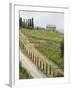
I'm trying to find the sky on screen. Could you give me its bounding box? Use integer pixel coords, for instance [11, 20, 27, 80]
[20, 11, 64, 31]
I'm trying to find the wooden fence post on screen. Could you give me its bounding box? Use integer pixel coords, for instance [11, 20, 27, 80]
[43, 63, 44, 72]
[35, 56, 36, 64]
[32, 53, 34, 62]
[26, 49, 28, 55]
[37, 57, 39, 67]
[31, 52, 32, 59]
[40, 61, 41, 69]
[38, 59, 40, 68]
[28, 50, 30, 57]
[49, 65, 51, 75]
[53, 68, 55, 77]
[46, 64, 48, 75]
[36, 56, 37, 65]
[30, 51, 31, 58]
[41, 62, 43, 71]
[31, 52, 33, 61]
[33, 55, 35, 63]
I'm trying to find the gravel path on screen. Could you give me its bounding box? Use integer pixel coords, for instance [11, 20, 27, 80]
[20, 50, 47, 78]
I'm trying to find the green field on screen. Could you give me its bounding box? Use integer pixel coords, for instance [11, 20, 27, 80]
[20, 28, 64, 70]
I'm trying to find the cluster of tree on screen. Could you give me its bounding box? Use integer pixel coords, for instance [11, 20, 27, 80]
[34, 26, 45, 30]
[19, 17, 34, 29]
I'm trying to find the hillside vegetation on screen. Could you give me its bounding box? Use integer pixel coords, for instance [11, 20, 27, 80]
[21, 29, 63, 43]
[20, 28, 64, 70]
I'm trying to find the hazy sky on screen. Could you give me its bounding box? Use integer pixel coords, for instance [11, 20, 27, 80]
[20, 11, 64, 30]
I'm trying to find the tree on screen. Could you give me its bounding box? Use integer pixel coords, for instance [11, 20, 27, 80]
[19, 17, 22, 27]
[32, 17, 34, 28]
[27, 19, 33, 29]
[22, 19, 25, 28]
[29, 19, 32, 27]
[60, 39, 64, 57]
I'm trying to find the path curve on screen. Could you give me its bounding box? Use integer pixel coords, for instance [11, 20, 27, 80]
[20, 50, 47, 78]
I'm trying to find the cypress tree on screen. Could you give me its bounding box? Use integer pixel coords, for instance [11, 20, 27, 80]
[32, 17, 34, 28]
[19, 17, 22, 27]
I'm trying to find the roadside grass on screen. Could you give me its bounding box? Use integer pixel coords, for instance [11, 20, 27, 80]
[19, 61, 33, 79]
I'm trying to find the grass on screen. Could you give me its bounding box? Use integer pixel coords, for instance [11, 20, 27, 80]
[19, 61, 33, 79]
[20, 28, 64, 70]
[35, 43, 64, 69]
[21, 28, 64, 43]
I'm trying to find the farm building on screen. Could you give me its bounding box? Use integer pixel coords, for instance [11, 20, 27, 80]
[46, 25, 56, 31]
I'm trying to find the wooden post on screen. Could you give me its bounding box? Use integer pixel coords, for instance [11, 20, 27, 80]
[27, 50, 29, 56]
[40, 61, 41, 69]
[33, 55, 35, 63]
[35, 56, 36, 64]
[43, 63, 44, 71]
[46, 64, 48, 75]
[31, 52, 32, 59]
[41, 62, 43, 71]
[24, 46, 25, 50]
[24, 47, 26, 52]
[32, 53, 34, 61]
[25, 48, 27, 54]
[30, 52, 32, 60]
[29, 51, 31, 58]
[53, 69, 55, 77]
[37, 57, 39, 67]
[26, 48, 28, 55]
[38, 59, 40, 68]
[36, 56, 37, 65]
[32, 53, 34, 62]
[49, 65, 51, 75]
[28, 51, 30, 58]
[27, 49, 29, 55]
[31, 53, 33, 61]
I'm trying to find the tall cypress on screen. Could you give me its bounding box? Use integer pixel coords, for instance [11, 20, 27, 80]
[19, 17, 22, 27]
[32, 17, 34, 28]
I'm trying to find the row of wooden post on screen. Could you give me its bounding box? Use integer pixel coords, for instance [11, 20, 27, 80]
[20, 40, 58, 77]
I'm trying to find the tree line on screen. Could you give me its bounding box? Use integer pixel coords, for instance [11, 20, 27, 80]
[19, 17, 34, 29]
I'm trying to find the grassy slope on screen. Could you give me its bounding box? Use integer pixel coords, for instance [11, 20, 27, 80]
[21, 29, 64, 43]
[20, 28, 64, 69]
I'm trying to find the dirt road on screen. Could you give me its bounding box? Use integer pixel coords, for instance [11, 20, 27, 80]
[20, 50, 47, 78]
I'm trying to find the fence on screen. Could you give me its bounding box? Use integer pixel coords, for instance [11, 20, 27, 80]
[19, 32, 64, 77]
